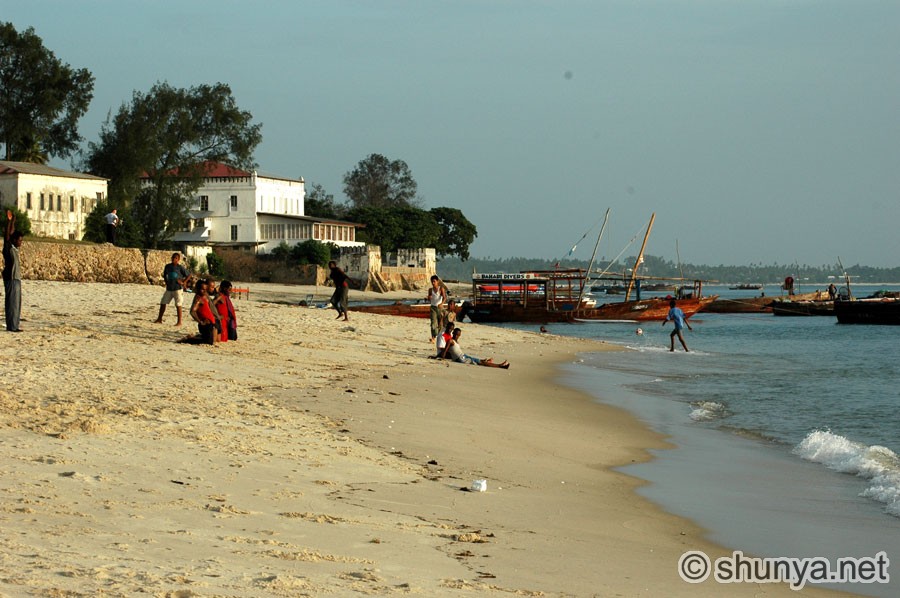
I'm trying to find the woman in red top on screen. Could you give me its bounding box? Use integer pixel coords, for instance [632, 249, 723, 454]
[190, 279, 217, 345]
[214, 281, 232, 342]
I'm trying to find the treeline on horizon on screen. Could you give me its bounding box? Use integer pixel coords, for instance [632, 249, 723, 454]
[435, 255, 900, 285]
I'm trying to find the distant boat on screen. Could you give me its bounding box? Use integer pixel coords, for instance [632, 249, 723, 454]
[729, 283, 763, 290]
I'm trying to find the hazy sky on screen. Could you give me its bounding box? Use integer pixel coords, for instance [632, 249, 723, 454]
[7, 1, 900, 267]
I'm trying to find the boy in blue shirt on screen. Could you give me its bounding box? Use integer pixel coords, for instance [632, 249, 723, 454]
[663, 299, 693, 352]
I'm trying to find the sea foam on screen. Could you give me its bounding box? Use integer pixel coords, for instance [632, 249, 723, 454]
[689, 400, 728, 422]
[793, 430, 900, 517]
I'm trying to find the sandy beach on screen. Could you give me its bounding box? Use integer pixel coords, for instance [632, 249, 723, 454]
[0, 281, 851, 597]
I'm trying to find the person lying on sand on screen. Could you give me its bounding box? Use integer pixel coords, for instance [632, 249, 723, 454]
[440, 328, 510, 369]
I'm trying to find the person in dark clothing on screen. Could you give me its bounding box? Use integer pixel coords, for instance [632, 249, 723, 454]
[329, 260, 350, 321]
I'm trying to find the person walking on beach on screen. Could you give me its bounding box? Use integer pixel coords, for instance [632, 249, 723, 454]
[662, 299, 692, 352]
[329, 260, 350, 321]
[427, 275, 447, 343]
[3, 210, 24, 332]
[441, 328, 510, 368]
[154, 252, 190, 326]
[104, 208, 119, 244]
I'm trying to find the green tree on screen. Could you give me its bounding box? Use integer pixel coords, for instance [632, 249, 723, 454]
[342, 154, 420, 209]
[430, 207, 477, 261]
[347, 205, 442, 253]
[304, 182, 347, 219]
[85, 81, 262, 248]
[347, 206, 406, 252]
[290, 239, 333, 266]
[206, 251, 226, 277]
[0, 23, 94, 161]
[4, 206, 32, 236]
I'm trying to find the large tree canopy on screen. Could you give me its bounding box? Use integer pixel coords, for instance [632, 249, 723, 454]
[333, 155, 478, 260]
[342, 153, 420, 209]
[430, 207, 477, 261]
[0, 22, 94, 161]
[85, 81, 262, 248]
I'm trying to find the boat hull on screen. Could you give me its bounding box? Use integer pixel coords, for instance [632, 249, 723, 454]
[705, 291, 824, 313]
[771, 301, 834, 317]
[462, 296, 715, 324]
[349, 302, 432, 318]
[834, 299, 900, 325]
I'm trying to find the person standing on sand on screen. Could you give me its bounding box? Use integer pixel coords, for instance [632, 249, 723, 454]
[154, 253, 190, 326]
[427, 275, 447, 343]
[328, 260, 350, 321]
[3, 210, 24, 332]
[662, 299, 692, 352]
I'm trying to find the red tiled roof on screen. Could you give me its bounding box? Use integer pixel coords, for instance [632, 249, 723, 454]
[199, 161, 251, 177]
[140, 161, 251, 179]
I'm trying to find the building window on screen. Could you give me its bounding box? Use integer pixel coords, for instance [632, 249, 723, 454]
[230, 195, 238, 209]
[69, 196, 75, 211]
[26, 192, 32, 209]
[200, 195, 209, 211]
[230, 225, 238, 241]
[40, 193, 45, 210]
[57, 195, 62, 211]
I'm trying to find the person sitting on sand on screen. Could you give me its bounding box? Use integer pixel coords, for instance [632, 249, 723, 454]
[178, 280, 217, 345]
[434, 321, 455, 358]
[441, 328, 510, 369]
[217, 280, 238, 341]
[214, 280, 232, 343]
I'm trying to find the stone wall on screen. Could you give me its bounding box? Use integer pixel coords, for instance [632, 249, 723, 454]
[13, 240, 173, 285]
[10, 240, 439, 292]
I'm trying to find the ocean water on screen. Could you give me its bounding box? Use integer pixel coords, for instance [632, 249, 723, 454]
[490, 284, 900, 596]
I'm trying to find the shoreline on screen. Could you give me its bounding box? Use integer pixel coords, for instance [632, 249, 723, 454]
[0, 281, 852, 596]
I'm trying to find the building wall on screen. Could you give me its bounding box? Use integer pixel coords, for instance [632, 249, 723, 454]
[0, 173, 107, 240]
[253, 174, 305, 216]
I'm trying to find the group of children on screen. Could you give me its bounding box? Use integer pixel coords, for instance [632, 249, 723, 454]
[176, 278, 239, 346]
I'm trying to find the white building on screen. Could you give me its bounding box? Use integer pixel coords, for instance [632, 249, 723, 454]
[162, 162, 364, 255]
[0, 161, 107, 240]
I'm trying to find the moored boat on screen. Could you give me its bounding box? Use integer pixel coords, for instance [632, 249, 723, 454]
[349, 301, 433, 318]
[771, 300, 834, 317]
[459, 269, 715, 323]
[834, 297, 900, 325]
[705, 291, 825, 313]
